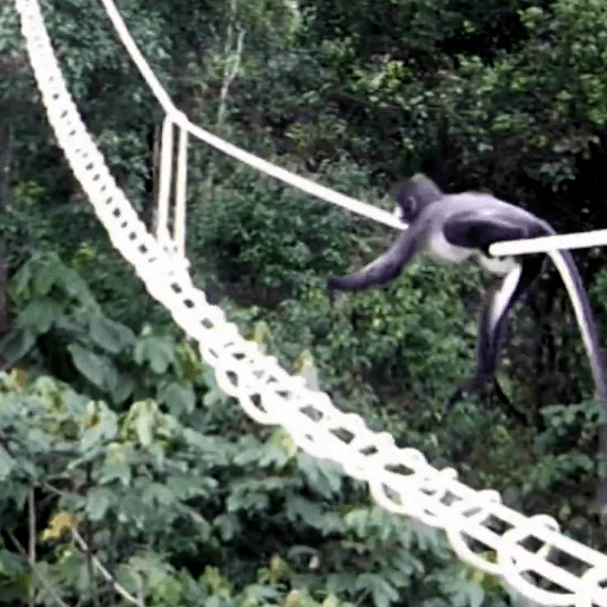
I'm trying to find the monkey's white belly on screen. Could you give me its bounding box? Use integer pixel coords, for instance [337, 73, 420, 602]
[427, 231, 472, 264]
[428, 231, 517, 275]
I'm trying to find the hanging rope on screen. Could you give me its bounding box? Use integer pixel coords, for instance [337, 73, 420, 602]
[489, 229, 607, 257]
[14, 1, 607, 606]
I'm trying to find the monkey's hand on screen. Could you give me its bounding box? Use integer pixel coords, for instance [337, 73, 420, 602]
[327, 275, 342, 305]
[328, 275, 346, 290]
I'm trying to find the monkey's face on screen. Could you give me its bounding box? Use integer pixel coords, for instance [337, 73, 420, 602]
[393, 195, 417, 224]
[390, 175, 442, 224]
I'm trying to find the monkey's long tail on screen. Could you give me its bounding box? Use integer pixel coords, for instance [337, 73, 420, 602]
[549, 248, 607, 511]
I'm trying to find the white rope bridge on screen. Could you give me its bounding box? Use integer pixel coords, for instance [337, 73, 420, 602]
[14, 0, 607, 605]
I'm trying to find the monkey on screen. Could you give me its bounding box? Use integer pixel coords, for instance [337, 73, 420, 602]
[328, 173, 607, 512]
[327, 174, 607, 410]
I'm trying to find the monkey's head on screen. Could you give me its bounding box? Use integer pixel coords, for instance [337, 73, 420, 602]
[391, 174, 443, 224]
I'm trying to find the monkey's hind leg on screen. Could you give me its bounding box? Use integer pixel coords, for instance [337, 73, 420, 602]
[448, 255, 545, 408]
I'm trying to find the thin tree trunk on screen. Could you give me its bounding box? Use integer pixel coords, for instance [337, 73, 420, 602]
[0, 121, 12, 334]
[204, 21, 245, 205]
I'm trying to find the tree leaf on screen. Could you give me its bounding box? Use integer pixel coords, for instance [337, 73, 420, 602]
[344, 508, 370, 537]
[213, 513, 242, 541]
[129, 555, 172, 586]
[86, 487, 113, 521]
[0, 447, 16, 481]
[68, 344, 118, 392]
[26, 429, 51, 454]
[99, 444, 131, 486]
[89, 316, 135, 354]
[134, 405, 154, 446]
[153, 577, 184, 607]
[134, 335, 176, 374]
[441, 575, 485, 607]
[142, 482, 175, 507]
[33, 263, 58, 296]
[355, 574, 399, 607]
[0, 548, 26, 575]
[0, 327, 36, 364]
[167, 475, 211, 499]
[294, 349, 320, 390]
[296, 452, 344, 497]
[110, 374, 135, 405]
[80, 406, 118, 451]
[18, 298, 64, 334]
[159, 381, 196, 416]
[286, 496, 345, 534]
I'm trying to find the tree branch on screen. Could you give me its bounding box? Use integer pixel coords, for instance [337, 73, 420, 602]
[42, 483, 144, 606]
[72, 530, 143, 607]
[7, 529, 70, 607]
[217, 28, 245, 126]
[28, 488, 36, 607]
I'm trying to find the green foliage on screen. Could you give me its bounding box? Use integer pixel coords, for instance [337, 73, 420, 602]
[4, 0, 607, 599]
[190, 160, 375, 300]
[538, 400, 598, 450]
[0, 253, 206, 412]
[0, 365, 504, 607]
[524, 453, 595, 492]
[0, 253, 516, 606]
[1, 179, 166, 329]
[0, 0, 165, 207]
[269, 259, 484, 408]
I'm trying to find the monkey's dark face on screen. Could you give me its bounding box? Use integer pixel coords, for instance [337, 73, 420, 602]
[393, 194, 418, 224]
[391, 175, 443, 224]
[401, 194, 418, 219]
[393, 180, 423, 223]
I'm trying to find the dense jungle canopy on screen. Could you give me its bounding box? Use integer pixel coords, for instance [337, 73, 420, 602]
[1, 0, 607, 605]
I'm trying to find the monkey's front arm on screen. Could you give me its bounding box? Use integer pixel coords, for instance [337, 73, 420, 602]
[328, 228, 423, 293]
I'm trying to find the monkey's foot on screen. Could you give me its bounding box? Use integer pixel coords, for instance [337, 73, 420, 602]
[328, 275, 344, 291]
[447, 376, 489, 408]
[448, 386, 470, 407]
